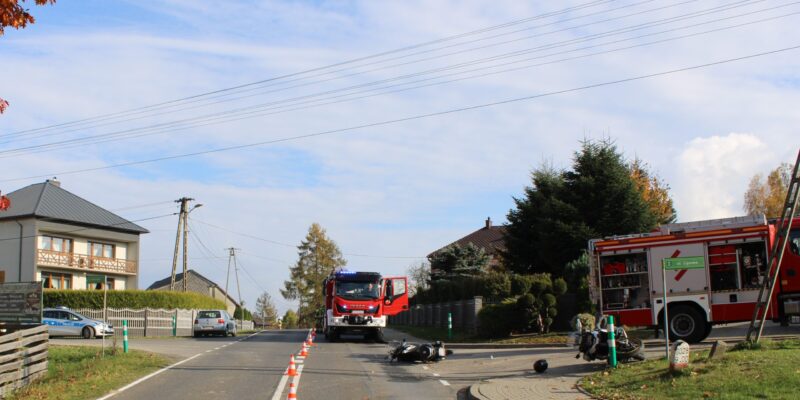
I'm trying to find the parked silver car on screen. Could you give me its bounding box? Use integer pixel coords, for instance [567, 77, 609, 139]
[193, 310, 237, 337]
[43, 307, 114, 339]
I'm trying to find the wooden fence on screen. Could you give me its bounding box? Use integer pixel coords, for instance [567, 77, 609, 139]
[0, 325, 49, 398]
[74, 308, 254, 337]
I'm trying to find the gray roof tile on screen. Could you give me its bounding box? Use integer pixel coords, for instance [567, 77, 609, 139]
[0, 181, 148, 234]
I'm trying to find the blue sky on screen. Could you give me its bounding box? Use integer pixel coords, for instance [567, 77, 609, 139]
[1, 0, 799, 313]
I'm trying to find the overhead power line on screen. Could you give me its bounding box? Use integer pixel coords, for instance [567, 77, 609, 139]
[0, 0, 790, 158]
[190, 218, 426, 259]
[1, 0, 618, 138]
[1, 43, 797, 183]
[0, 0, 756, 148]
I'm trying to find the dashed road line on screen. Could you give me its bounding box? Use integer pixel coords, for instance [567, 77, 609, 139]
[439, 379, 451, 386]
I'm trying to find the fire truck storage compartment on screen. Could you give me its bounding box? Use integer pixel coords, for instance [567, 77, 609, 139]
[708, 241, 767, 292]
[599, 252, 650, 311]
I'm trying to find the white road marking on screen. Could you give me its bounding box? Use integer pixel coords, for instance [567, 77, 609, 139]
[422, 366, 429, 370]
[270, 371, 290, 400]
[433, 373, 440, 377]
[96, 330, 262, 399]
[439, 380, 450, 386]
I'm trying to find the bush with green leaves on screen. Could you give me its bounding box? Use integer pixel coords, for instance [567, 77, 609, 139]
[44, 289, 227, 309]
[477, 300, 519, 338]
[477, 273, 568, 337]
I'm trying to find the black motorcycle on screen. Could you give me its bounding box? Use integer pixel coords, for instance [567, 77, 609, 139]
[388, 339, 451, 363]
[574, 317, 645, 363]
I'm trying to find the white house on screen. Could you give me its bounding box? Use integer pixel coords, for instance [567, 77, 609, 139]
[0, 179, 148, 290]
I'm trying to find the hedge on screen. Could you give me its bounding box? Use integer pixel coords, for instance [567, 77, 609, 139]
[44, 290, 227, 309]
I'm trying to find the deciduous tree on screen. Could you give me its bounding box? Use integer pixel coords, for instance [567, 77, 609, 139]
[406, 261, 430, 296]
[630, 158, 677, 224]
[281, 223, 346, 327]
[744, 163, 795, 218]
[281, 309, 299, 329]
[255, 291, 279, 326]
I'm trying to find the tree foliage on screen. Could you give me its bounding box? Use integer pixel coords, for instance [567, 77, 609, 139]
[234, 305, 252, 320]
[477, 273, 567, 337]
[281, 223, 346, 328]
[429, 243, 489, 280]
[744, 163, 796, 218]
[503, 139, 661, 276]
[1, 0, 56, 114]
[281, 309, 299, 329]
[406, 261, 431, 296]
[630, 158, 677, 224]
[255, 291, 279, 325]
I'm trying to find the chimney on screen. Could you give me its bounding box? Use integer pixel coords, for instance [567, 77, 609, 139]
[46, 177, 61, 187]
[485, 217, 492, 229]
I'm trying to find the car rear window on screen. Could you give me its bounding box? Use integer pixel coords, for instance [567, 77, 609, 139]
[198, 311, 220, 319]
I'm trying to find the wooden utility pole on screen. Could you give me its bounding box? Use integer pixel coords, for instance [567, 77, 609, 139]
[170, 197, 200, 291]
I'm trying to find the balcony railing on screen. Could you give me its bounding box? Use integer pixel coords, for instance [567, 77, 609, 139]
[37, 249, 137, 275]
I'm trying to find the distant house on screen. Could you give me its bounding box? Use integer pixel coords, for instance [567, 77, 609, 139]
[147, 270, 239, 314]
[0, 179, 148, 290]
[428, 217, 507, 273]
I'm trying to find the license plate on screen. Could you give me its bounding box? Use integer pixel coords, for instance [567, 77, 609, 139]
[203, 326, 213, 330]
[351, 310, 364, 314]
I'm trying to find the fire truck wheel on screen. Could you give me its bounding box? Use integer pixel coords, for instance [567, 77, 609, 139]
[668, 305, 705, 343]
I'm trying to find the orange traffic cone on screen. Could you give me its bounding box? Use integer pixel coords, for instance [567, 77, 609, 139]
[287, 355, 297, 376]
[299, 343, 308, 357]
[287, 382, 297, 399]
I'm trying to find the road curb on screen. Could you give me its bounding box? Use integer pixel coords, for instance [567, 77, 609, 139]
[466, 382, 489, 400]
[447, 342, 571, 349]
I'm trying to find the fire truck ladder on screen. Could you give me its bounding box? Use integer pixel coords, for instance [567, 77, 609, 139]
[745, 149, 800, 343]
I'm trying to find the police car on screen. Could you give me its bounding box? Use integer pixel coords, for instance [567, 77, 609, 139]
[43, 307, 114, 339]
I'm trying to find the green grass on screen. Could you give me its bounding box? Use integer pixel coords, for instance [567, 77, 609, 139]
[7, 346, 170, 400]
[390, 325, 569, 344]
[582, 340, 800, 399]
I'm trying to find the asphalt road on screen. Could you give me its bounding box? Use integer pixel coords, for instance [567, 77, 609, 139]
[50, 321, 797, 399]
[87, 329, 460, 400]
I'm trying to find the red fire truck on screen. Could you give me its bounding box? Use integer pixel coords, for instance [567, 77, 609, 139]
[322, 270, 408, 342]
[589, 215, 800, 343]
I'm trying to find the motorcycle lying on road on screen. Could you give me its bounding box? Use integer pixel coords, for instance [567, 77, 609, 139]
[573, 316, 646, 363]
[388, 339, 452, 363]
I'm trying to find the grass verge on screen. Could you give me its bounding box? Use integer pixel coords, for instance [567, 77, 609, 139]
[582, 339, 800, 399]
[390, 325, 569, 344]
[7, 346, 170, 400]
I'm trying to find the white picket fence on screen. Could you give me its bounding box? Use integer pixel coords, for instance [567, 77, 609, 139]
[74, 308, 254, 337]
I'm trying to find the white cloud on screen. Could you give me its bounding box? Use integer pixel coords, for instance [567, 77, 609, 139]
[674, 133, 773, 221]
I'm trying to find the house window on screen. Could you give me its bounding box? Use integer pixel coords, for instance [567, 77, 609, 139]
[42, 272, 72, 289]
[40, 236, 73, 253]
[87, 278, 115, 290]
[90, 242, 115, 258]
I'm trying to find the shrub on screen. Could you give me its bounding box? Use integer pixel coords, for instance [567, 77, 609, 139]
[44, 290, 227, 309]
[570, 313, 596, 331]
[510, 274, 534, 296]
[478, 301, 520, 338]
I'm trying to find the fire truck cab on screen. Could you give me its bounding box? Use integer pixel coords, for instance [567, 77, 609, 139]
[322, 270, 408, 342]
[589, 215, 800, 343]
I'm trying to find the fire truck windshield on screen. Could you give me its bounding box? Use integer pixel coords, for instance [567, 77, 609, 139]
[335, 281, 380, 300]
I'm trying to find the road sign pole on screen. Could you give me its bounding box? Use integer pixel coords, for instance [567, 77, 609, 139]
[123, 320, 129, 353]
[608, 315, 617, 368]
